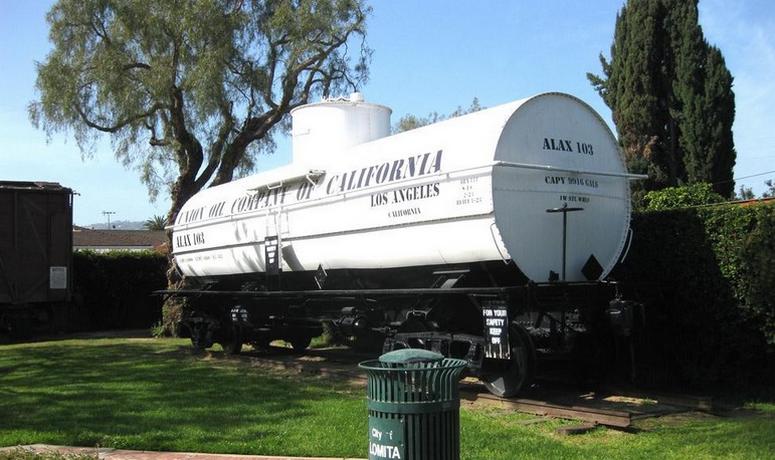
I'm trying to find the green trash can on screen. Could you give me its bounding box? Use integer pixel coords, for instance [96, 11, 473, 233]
[359, 349, 467, 460]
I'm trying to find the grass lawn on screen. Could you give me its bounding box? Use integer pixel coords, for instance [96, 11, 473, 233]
[0, 337, 773, 459]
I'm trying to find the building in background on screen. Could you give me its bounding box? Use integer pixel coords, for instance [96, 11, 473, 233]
[73, 226, 167, 253]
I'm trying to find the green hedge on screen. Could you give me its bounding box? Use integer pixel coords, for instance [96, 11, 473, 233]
[70, 250, 167, 331]
[613, 201, 775, 388]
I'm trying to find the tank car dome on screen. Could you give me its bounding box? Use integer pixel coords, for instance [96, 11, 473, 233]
[291, 93, 392, 166]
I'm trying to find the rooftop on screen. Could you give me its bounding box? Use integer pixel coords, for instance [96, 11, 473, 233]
[73, 226, 167, 251]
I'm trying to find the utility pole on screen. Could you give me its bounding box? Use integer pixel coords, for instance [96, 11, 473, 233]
[102, 211, 116, 229]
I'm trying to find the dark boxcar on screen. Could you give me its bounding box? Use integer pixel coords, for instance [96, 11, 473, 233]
[0, 181, 73, 337]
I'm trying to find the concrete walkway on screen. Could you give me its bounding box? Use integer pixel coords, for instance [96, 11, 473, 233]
[0, 445, 365, 460]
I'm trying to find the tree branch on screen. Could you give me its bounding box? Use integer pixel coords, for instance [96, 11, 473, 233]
[74, 103, 164, 133]
[169, 87, 204, 180]
[145, 121, 171, 147]
[195, 101, 234, 190]
[122, 62, 151, 71]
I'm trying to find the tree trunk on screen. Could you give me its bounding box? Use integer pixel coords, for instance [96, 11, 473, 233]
[161, 174, 201, 336]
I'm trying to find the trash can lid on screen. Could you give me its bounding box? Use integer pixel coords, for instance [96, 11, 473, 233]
[379, 348, 444, 364]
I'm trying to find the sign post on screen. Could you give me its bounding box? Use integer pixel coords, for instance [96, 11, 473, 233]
[546, 203, 584, 281]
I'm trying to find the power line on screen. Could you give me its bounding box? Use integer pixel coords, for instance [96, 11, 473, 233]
[713, 169, 775, 186]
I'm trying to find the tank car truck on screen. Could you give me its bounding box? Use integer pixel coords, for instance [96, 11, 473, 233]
[164, 92, 645, 397]
[0, 181, 74, 338]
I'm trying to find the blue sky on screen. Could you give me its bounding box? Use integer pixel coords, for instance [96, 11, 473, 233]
[2, 1, 774, 225]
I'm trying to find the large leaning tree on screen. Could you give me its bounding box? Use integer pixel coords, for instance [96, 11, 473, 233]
[30, 0, 370, 328]
[588, 0, 736, 201]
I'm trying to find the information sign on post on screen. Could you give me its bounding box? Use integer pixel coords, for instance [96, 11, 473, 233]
[481, 300, 510, 359]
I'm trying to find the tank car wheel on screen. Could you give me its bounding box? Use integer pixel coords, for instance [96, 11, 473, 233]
[481, 324, 535, 398]
[290, 336, 312, 352]
[220, 337, 243, 355]
[350, 332, 385, 353]
[190, 330, 207, 353]
[218, 326, 243, 355]
[189, 322, 213, 352]
[251, 337, 273, 350]
[190, 339, 205, 352]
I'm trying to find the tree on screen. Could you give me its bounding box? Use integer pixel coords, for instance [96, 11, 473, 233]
[679, 47, 736, 195]
[763, 179, 775, 198]
[393, 97, 482, 133]
[642, 183, 724, 211]
[144, 215, 167, 231]
[588, 0, 736, 202]
[30, 0, 371, 331]
[737, 185, 755, 201]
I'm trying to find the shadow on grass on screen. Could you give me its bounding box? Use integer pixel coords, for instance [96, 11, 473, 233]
[0, 339, 365, 455]
[2, 339, 774, 459]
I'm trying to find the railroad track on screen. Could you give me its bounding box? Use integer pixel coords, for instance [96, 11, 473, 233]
[228, 346, 711, 429]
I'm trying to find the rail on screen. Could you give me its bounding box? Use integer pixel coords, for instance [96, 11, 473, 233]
[493, 160, 649, 180]
[227, 347, 701, 429]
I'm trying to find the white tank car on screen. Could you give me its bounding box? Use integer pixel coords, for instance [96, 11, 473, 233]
[171, 92, 636, 283]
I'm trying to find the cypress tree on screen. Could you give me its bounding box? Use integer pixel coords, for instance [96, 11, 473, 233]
[693, 47, 736, 197]
[589, 0, 737, 200]
[589, 0, 675, 201]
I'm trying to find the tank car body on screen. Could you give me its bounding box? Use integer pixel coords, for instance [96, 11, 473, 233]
[168, 93, 644, 396]
[173, 93, 632, 283]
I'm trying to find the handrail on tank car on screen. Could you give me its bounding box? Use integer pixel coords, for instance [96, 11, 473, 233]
[493, 161, 649, 180]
